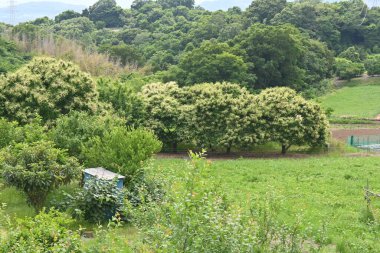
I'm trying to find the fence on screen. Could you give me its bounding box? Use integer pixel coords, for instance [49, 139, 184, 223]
[348, 135, 380, 151]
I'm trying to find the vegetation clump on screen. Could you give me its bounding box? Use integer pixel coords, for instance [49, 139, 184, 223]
[1, 141, 80, 211]
[0, 57, 98, 124]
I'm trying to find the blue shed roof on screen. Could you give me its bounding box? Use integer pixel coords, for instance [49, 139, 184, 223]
[84, 167, 125, 180]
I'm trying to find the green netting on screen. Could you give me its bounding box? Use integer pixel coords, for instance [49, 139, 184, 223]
[348, 135, 380, 150]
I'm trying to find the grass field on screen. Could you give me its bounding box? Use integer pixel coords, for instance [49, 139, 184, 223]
[154, 157, 380, 252]
[2, 156, 380, 252]
[319, 77, 380, 119]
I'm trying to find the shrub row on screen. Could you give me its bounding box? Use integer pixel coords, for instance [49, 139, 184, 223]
[139, 82, 329, 154]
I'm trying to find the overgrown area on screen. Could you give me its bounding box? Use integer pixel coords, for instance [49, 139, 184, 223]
[1, 0, 380, 252]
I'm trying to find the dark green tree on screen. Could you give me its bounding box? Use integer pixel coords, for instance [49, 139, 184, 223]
[245, 0, 287, 24]
[86, 0, 125, 28]
[157, 0, 195, 9]
[166, 40, 254, 86]
[54, 10, 81, 23]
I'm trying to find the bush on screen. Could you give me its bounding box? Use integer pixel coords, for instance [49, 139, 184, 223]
[256, 87, 329, 154]
[129, 151, 307, 252]
[335, 57, 365, 80]
[0, 116, 48, 151]
[97, 78, 146, 126]
[61, 178, 125, 223]
[1, 141, 81, 211]
[364, 55, 380, 76]
[0, 57, 98, 124]
[0, 118, 18, 149]
[82, 127, 162, 184]
[0, 209, 82, 253]
[185, 82, 263, 152]
[139, 82, 185, 152]
[50, 112, 125, 160]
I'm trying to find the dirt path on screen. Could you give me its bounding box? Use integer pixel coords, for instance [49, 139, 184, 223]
[331, 128, 380, 141]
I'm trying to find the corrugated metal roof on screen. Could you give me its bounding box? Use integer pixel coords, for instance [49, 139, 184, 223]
[84, 167, 125, 180]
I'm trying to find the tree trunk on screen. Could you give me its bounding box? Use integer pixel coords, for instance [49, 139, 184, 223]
[172, 142, 178, 153]
[281, 144, 287, 155]
[226, 145, 231, 154]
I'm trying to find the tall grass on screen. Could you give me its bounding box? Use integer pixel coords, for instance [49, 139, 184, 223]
[8, 33, 144, 77]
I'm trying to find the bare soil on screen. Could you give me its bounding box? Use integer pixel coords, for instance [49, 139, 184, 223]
[331, 128, 380, 141]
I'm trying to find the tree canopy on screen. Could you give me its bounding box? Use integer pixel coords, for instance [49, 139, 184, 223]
[0, 57, 98, 124]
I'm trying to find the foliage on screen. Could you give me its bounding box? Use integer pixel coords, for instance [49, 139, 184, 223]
[85, 0, 125, 28]
[365, 55, 380, 76]
[139, 82, 185, 151]
[6, 0, 380, 90]
[50, 112, 125, 160]
[0, 118, 19, 149]
[245, 0, 286, 24]
[1, 141, 80, 211]
[0, 37, 29, 74]
[0, 116, 48, 150]
[130, 151, 307, 252]
[185, 82, 263, 152]
[103, 43, 145, 67]
[234, 23, 333, 90]
[338, 46, 363, 63]
[61, 178, 125, 223]
[54, 17, 96, 42]
[82, 127, 162, 183]
[0, 209, 82, 253]
[97, 79, 146, 126]
[256, 87, 329, 154]
[165, 40, 254, 86]
[335, 57, 365, 80]
[54, 10, 81, 23]
[157, 0, 195, 9]
[0, 57, 98, 124]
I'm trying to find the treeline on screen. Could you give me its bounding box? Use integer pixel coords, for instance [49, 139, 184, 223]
[0, 57, 328, 154]
[2, 0, 380, 93]
[137, 82, 329, 154]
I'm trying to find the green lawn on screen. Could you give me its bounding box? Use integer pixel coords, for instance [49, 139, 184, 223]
[2, 156, 380, 252]
[319, 77, 380, 119]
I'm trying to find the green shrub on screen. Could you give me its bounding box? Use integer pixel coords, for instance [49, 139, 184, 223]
[256, 87, 329, 154]
[50, 112, 125, 159]
[129, 151, 307, 252]
[364, 54, 380, 76]
[82, 127, 162, 183]
[0, 209, 82, 253]
[1, 141, 81, 211]
[0, 57, 98, 124]
[97, 78, 146, 126]
[335, 57, 365, 80]
[0, 37, 29, 74]
[61, 178, 125, 223]
[0, 118, 18, 149]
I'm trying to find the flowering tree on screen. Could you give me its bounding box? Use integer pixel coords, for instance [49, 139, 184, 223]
[0, 57, 98, 124]
[256, 87, 329, 154]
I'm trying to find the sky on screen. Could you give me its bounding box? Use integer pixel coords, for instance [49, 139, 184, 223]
[0, 0, 208, 8]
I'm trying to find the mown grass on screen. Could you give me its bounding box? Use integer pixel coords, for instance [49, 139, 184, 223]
[2, 156, 380, 252]
[319, 77, 380, 119]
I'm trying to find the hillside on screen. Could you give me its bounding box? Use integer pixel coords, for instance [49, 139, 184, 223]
[199, 0, 378, 11]
[0, 2, 85, 25]
[320, 77, 380, 119]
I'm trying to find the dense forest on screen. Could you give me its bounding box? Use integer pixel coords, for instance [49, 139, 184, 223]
[1, 0, 380, 94]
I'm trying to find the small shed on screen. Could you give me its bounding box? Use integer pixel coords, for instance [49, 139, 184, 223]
[83, 167, 125, 189]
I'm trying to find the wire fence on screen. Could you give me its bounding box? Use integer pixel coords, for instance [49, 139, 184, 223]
[348, 135, 380, 151]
